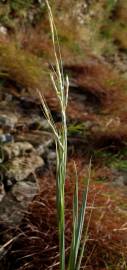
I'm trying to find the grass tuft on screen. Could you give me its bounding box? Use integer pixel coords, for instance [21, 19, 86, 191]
[0, 42, 50, 97]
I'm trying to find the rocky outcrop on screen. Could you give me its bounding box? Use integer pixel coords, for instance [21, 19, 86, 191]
[0, 91, 54, 225]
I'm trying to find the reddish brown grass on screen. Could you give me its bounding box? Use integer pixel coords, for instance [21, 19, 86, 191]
[5, 160, 127, 270]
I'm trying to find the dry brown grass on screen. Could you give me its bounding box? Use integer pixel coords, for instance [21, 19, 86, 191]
[64, 60, 127, 114]
[43, 57, 127, 120]
[3, 161, 126, 270]
[0, 41, 50, 95]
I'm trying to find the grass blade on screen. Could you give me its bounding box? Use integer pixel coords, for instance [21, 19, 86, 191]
[76, 162, 91, 270]
[67, 163, 79, 269]
[68, 162, 91, 270]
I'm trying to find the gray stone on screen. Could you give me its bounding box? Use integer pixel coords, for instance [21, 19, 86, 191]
[12, 181, 38, 202]
[36, 144, 45, 156]
[0, 183, 5, 202]
[111, 168, 127, 187]
[5, 153, 44, 182]
[0, 192, 31, 224]
[3, 142, 34, 160]
[4, 94, 13, 102]
[17, 115, 50, 131]
[40, 119, 50, 130]
[48, 151, 56, 160]
[118, 170, 127, 185]
[0, 177, 38, 224]
[0, 113, 18, 129]
[15, 130, 53, 148]
[36, 138, 53, 156]
[112, 175, 125, 187]
[0, 25, 7, 35]
[0, 134, 14, 144]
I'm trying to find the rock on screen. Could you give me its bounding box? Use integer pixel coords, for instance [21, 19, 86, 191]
[0, 193, 22, 224]
[0, 25, 7, 35]
[112, 175, 125, 187]
[36, 144, 45, 156]
[3, 142, 34, 160]
[0, 143, 42, 224]
[0, 134, 14, 144]
[19, 96, 40, 111]
[0, 84, 54, 227]
[47, 151, 56, 168]
[0, 174, 39, 224]
[17, 115, 50, 132]
[111, 168, 127, 187]
[15, 130, 53, 148]
[36, 138, 53, 156]
[0, 183, 5, 202]
[4, 179, 15, 191]
[40, 119, 50, 130]
[5, 153, 44, 182]
[0, 113, 18, 129]
[0, 192, 35, 224]
[12, 181, 38, 202]
[118, 169, 127, 185]
[4, 94, 13, 102]
[47, 151, 56, 161]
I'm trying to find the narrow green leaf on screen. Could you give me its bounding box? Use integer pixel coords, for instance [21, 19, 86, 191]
[68, 163, 79, 270]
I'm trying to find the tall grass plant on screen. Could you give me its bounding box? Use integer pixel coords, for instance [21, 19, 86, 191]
[38, 1, 90, 269]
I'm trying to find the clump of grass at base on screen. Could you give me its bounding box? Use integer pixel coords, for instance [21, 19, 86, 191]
[38, 1, 90, 269]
